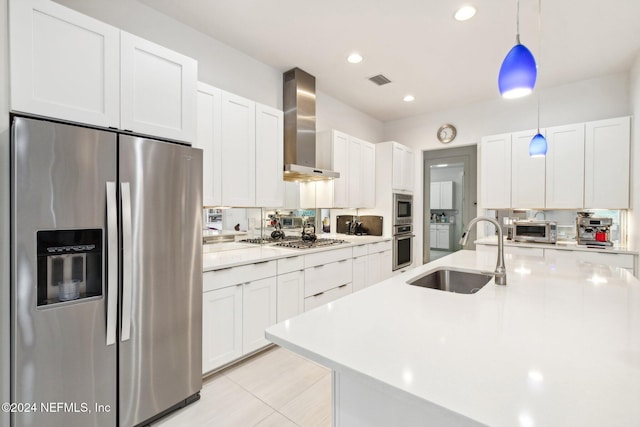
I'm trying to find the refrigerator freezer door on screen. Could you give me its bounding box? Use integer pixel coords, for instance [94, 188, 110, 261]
[118, 135, 202, 426]
[11, 117, 117, 427]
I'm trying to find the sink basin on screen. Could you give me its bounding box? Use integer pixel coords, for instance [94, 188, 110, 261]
[407, 268, 493, 294]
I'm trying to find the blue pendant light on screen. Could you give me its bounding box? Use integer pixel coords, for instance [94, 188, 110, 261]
[528, 0, 546, 158]
[529, 133, 547, 157]
[498, 0, 537, 98]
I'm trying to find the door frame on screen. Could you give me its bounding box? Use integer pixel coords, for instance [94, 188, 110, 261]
[423, 145, 478, 263]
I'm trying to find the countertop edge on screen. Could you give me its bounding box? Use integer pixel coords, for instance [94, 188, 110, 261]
[474, 237, 639, 255]
[203, 235, 393, 272]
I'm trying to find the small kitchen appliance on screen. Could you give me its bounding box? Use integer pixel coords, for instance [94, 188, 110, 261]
[513, 220, 557, 243]
[577, 215, 613, 247]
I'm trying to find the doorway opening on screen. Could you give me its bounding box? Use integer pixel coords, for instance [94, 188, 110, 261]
[423, 145, 478, 263]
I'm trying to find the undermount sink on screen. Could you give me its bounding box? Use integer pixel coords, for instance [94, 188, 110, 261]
[407, 268, 493, 294]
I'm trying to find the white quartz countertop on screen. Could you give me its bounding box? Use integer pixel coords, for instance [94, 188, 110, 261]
[202, 234, 391, 272]
[476, 235, 638, 255]
[266, 250, 640, 426]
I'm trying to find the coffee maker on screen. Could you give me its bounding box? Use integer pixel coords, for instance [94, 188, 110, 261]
[576, 212, 613, 247]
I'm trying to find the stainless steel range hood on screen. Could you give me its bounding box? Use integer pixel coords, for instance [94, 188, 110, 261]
[283, 67, 339, 181]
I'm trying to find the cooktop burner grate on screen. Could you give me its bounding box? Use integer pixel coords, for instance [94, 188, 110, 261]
[272, 238, 347, 249]
[240, 236, 301, 245]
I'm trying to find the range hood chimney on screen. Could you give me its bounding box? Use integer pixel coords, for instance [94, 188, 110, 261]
[283, 67, 339, 181]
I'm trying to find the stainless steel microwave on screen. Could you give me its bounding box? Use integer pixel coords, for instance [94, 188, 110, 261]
[513, 220, 557, 243]
[393, 193, 413, 225]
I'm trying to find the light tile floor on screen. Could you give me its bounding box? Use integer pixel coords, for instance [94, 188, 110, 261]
[153, 346, 332, 427]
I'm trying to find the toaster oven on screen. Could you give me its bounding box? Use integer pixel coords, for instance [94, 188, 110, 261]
[513, 220, 557, 243]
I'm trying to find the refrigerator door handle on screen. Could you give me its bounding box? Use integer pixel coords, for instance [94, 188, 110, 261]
[121, 182, 133, 342]
[106, 181, 118, 346]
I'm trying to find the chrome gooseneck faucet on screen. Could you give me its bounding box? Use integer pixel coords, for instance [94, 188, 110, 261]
[459, 216, 507, 285]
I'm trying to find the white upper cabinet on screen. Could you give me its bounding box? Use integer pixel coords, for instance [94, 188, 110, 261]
[9, 0, 198, 143]
[195, 83, 223, 207]
[511, 129, 545, 208]
[480, 133, 511, 209]
[361, 141, 376, 208]
[584, 117, 630, 209]
[9, 0, 120, 128]
[545, 123, 585, 209]
[431, 181, 453, 210]
[255, 103, 284, 208]
[220, 91, 256, 207]
[330, 130, 350, 208]
[392, 143, 414, 193]
[318, 130, 375, 208]
[120, 32, 197, 143]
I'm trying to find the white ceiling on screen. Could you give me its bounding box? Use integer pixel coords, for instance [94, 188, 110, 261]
[140, 0, 640, 122]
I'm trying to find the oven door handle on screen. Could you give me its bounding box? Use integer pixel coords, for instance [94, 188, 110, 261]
[394, 234, 415, 238]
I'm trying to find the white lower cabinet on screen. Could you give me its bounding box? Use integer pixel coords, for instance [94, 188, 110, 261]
[242, 277, 277, 355]
[304, 248, 353, 311]
[352, 255, 368, 292]
[367, 241, 393, 286]
[277, 270, 304, 322]
[202, 285, 242, 374]
[430, 224, 452, 250]
[304, 283, 353, 311]
[202, 260, 277, 374]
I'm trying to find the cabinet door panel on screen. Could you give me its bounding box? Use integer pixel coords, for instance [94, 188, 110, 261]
[348, 138, 363, 208]
[202, 286, 242, 373]
[352, 256, 368, 292]
[430, 182, 441, 209]
[121, 32, 197, 142]
[511, 129, 545, 208]
[545, 124, 585, 209]
[584, 117, 630, 208]
[332, 131, 350, 207]
[221, 92, 256, 206]
[480, 134, 511, 208]
[10, 0, 120, 127]
[277, 271, 304, 322]
[440, 181, 453, 209]
[361, 142, 376, 208]
[196, 83, 223, 207]
[242, 277, 276, 354]
[256, 104, 284, 207]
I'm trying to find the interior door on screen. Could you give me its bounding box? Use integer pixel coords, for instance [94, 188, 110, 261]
[118, 135, 202, 426]
[11, 116, 117, 427]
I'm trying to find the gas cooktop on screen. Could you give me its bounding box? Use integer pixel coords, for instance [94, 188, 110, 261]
[239, 236, 300, 245]
[273, 238, 347, 249]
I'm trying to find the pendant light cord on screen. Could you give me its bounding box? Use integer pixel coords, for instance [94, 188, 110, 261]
[536, 0, 542, 132]
[515, 0, 521, 44]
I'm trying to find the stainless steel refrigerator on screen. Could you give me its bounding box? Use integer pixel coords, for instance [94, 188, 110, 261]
[10, 116, 203, 427]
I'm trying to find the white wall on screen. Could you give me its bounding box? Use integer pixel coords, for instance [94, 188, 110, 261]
[385, 73, 631, 266]
[629, 54, 640, 253]
[316, 90, 384, 142]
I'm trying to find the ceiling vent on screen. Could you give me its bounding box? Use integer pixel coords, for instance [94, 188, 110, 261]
[368, 74, 392, 86]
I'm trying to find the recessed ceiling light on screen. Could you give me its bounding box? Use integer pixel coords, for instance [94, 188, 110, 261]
[347, 53, 363, 64]
[454, 5, 476, 21]
[403, 95, 415, 102]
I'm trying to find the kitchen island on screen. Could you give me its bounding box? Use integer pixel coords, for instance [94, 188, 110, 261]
[266, 250, 640, 426]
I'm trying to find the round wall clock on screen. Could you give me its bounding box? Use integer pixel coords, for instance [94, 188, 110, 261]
[437, 124, 457, 144]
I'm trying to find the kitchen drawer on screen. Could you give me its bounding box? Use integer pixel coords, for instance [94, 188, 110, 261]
[203, 260, 277, 292]
[305, 247, 353, 268]
[277, 255, 304, 275]
[368, 240, 392, 254]
[305, 258, 353, 297]
[304, 282, 353, 311]
[352, 244, 368, 258]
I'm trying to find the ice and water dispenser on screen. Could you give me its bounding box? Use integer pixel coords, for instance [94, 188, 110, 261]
[36, 229, 103, 306]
